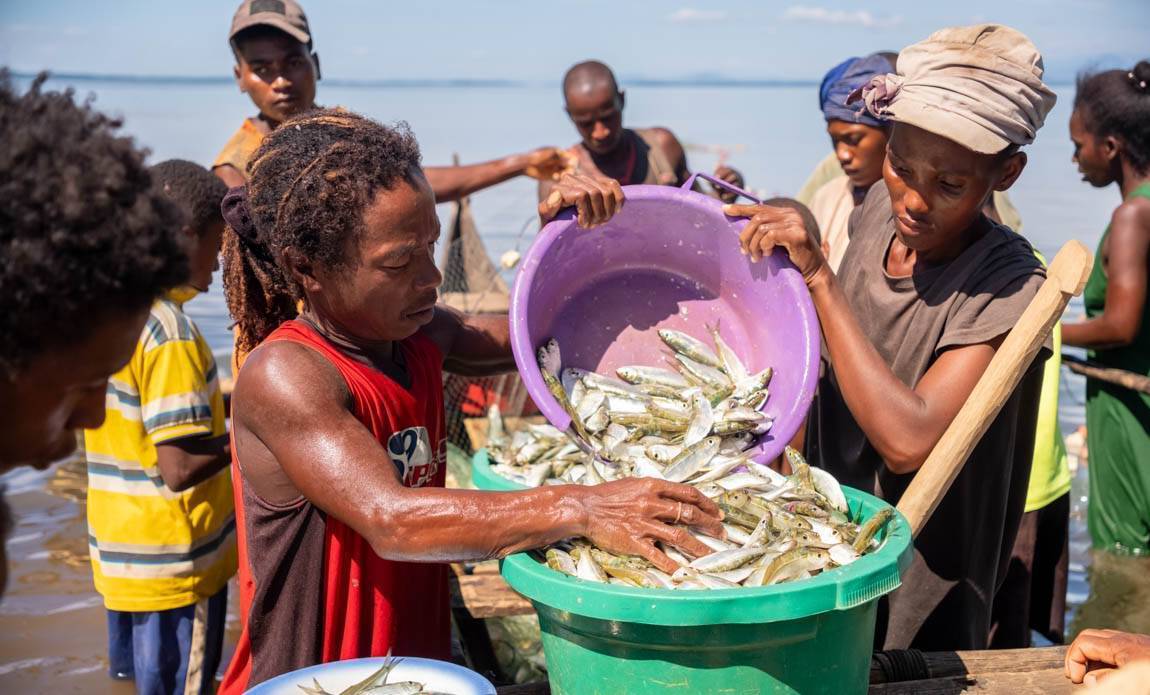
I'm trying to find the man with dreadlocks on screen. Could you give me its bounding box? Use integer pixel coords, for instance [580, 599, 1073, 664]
[217, 108, 725, 692]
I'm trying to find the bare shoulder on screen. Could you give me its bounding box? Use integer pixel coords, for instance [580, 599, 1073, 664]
[1112, 194, 1150, 232]
[641, 127, 687, 173]
[640, 127, 681, 149]
[233, 339, 351, 432]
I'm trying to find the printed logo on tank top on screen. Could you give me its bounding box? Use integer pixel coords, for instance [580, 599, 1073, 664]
[387, 426, 443, 487]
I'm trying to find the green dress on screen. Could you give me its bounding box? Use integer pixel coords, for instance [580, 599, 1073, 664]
[1084, 181, 1150, 554]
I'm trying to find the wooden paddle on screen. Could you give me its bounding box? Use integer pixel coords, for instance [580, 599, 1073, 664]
[896, 240, 1093, 537]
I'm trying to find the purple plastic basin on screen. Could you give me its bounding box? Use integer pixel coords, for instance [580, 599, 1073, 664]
[509, 178, 821, 464]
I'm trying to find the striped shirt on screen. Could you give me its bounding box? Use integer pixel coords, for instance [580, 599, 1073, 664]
[84, 290, 237, 612]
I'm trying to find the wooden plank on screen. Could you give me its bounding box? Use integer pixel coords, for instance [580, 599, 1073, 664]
[868, 668, 1077, 694]
[470, 562, 502, 575]
[945, 646, 1067, 677]
[871, 646, 1068, 683]
[450, 571, 535, 619]
[501, 669, 1075, 695]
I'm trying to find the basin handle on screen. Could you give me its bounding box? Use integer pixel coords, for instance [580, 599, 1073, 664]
[682, 171, 761, 204]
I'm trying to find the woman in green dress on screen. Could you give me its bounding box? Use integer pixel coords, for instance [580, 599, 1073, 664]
[1063, 60, 1150, 632]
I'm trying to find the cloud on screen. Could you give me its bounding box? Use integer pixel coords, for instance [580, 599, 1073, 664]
[668, 8, 729, 23]
[782, 5, 902, 29]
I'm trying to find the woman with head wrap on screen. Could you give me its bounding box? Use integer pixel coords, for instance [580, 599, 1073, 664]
[809, 53, 895, 271]
[725, 24, 1057, 650]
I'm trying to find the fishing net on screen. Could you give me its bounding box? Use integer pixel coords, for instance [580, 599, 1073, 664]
[437, 194, 534, 455]
[438, 194, 548, 686]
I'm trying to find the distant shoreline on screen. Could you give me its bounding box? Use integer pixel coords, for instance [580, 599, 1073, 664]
[12, 70, 824, 89]
[9, 70, 1078, 89]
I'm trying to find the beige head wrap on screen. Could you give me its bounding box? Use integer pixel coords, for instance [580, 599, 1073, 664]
[855, 24, 1058, 154]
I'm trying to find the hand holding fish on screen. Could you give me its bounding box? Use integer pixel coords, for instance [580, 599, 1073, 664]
[724, 202, 830, 287]
[539, 172, 625, 228]
[573, 477, 725, 574]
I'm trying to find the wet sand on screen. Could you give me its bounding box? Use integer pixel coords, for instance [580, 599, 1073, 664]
[0, 456, 239, 692]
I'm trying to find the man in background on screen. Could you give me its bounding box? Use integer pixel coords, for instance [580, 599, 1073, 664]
[215, 0, 572, 200]
[541, 60, 744, 206]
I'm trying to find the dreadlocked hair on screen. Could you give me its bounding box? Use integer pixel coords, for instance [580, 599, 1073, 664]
[221, 227, 296, 358]
[223, 108, 422, 357]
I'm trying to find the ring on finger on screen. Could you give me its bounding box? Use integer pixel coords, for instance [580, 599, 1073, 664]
[673, 501, 683, 525]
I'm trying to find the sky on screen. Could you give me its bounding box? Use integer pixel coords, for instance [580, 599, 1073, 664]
[0, 0, 1146, 84]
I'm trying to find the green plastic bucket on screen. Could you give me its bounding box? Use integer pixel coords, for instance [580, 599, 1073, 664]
[473, 450, 913, 694]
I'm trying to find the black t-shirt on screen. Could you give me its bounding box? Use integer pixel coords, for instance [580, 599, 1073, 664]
[807, 181, 1049, 650]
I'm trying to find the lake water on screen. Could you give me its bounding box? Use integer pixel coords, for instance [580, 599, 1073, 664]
[31, 77, 1110, 434]
[0, 77, 1127, 687]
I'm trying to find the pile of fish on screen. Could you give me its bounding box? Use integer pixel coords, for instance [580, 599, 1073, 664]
[489, 323, 773, 488]
[484, 324, 894, 589]
[298, 654, 448, 694]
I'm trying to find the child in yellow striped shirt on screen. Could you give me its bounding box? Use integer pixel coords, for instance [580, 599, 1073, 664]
[84, 160, 236, 695]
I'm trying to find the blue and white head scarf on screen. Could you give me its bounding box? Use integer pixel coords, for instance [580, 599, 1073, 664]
[819, 53, 895, 128]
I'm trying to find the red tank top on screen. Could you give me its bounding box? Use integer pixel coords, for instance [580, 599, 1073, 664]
[220, 321, 450, 694]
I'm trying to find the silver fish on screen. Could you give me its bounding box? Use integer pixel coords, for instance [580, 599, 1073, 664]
[546, 548, 578, 576]
[605, 395, 650, 416]
[537, 338, 562, 376]
[645, 444, 683, 463]
[575, 389, 606, 421]
[574, 547, 610, 582]
[633, 457, 666, 480]
[718, 406, 767, 424]
[658, 328, 722, 368]
[687, 454, 748, 484]
[708, 320, 749, 384]
[720, 432, 757, 454]
[829, 543, 860, 566]
[722, 523, 753, 546]
[708, 565, 760, 584]
[663, 436, 721, 483]
[734, 367, 773, 400]
[617, 365, 691, 389]
[809, 465, 849, 513]
[673, 353, 732, 390]
[688, 529, 737, 554]
[522, 461, 554, 487]
[585, 404, 609, 433]
[716, 472, 775, 492]
[688, 546, 769, 573]
[486, 404, 507, 449]
[569, 368, 640, 397]
[648, 396, 691, 421]
[683, 391, 714, 447]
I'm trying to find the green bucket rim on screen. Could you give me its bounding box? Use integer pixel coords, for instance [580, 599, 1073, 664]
[474, 449, 914, 626]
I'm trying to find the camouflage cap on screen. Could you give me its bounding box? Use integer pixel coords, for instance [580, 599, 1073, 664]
[229, 0, 312, 47]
